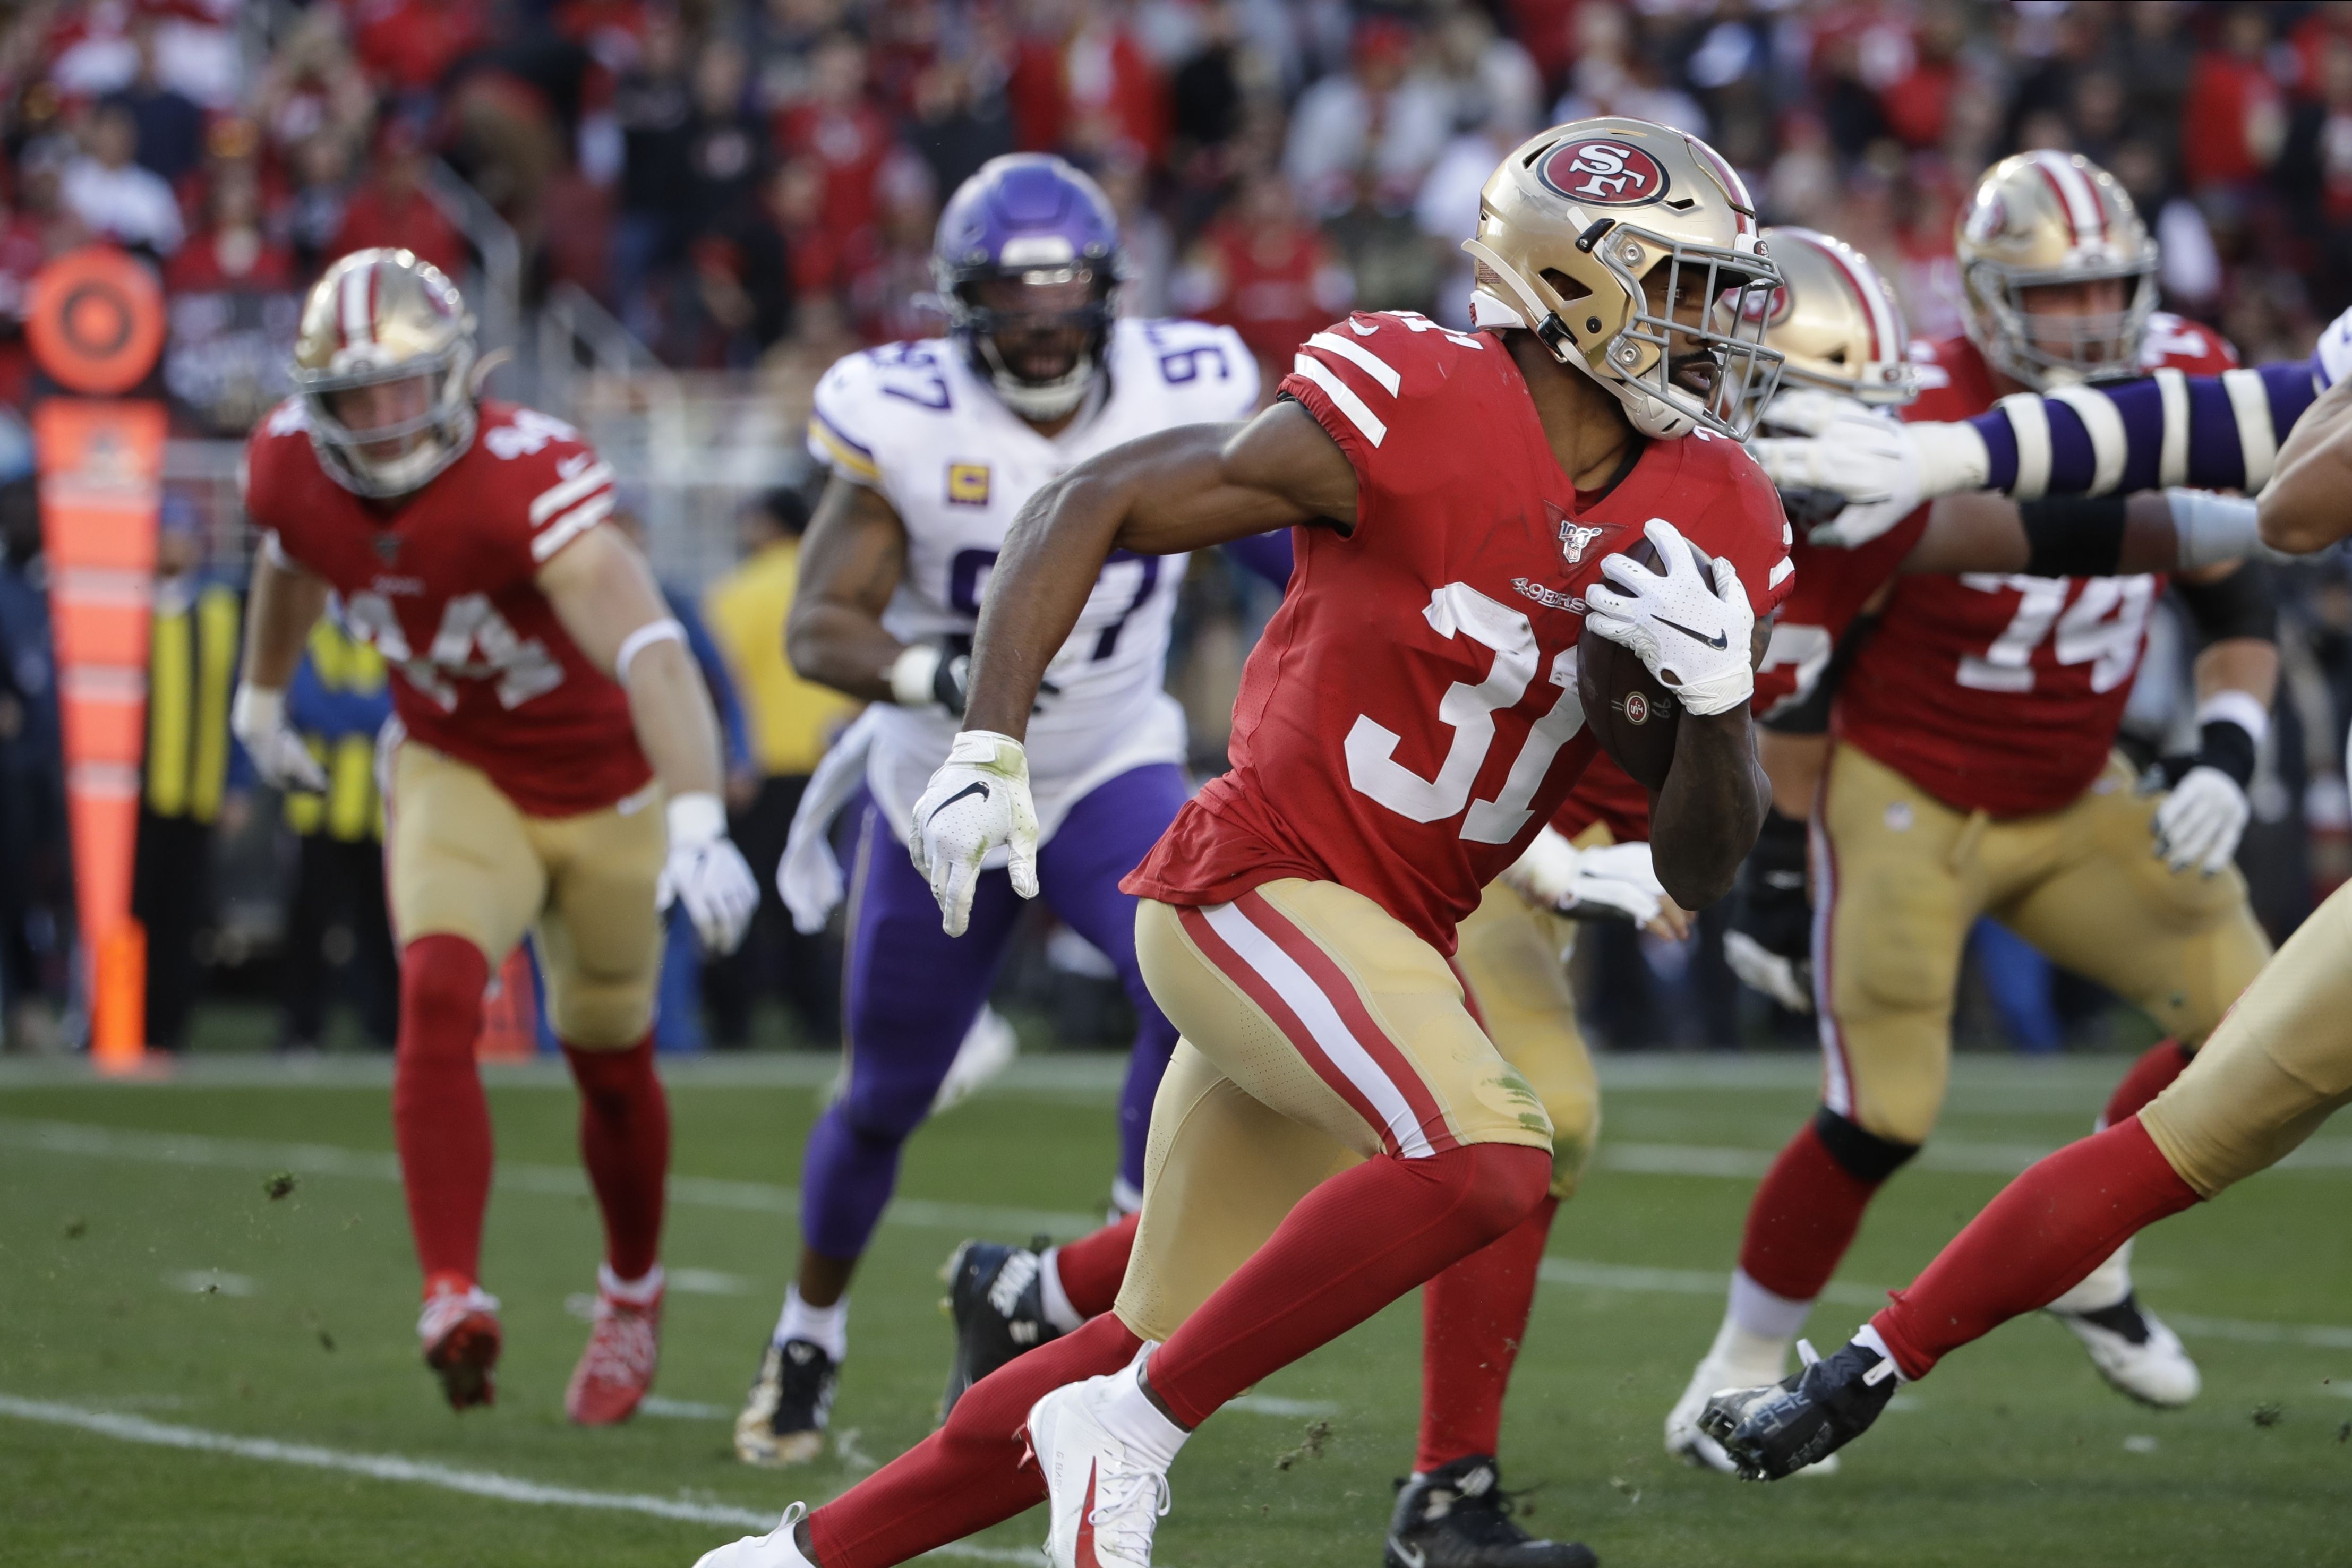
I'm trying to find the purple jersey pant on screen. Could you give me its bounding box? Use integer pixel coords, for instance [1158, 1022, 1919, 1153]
[797, 762, 1188, 1261]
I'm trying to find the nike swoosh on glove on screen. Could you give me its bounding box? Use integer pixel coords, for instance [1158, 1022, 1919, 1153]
[1584, 518, 1756, 717]
[660, 793, 761, 953]
[230, 684, 328, 792]
[909, 730, 1039, 937]
[2152, 765, 2250, 877]
[1749, 390, 1988, 549]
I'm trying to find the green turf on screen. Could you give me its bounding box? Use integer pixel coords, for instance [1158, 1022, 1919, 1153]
[4, 1052, 2350, 1566]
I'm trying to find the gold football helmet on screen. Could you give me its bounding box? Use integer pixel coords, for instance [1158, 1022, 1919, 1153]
[1462, 116, 1783, 439]
[290, 249, 478, 498]
[1755, 227, 1915, 404]
[1955, 150, 2157, 389]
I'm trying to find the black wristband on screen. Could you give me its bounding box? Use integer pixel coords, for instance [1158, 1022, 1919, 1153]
[2195, 717, 2259, 789]
[2019, 494, 2130, 577]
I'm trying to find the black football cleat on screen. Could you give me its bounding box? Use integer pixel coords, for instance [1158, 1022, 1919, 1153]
[939, 1238, 1061, 1418]
[734, 1338, 838, 1467]
[1697, 1336, 1901, 1481]
[1382, 1455, 1597, 1568]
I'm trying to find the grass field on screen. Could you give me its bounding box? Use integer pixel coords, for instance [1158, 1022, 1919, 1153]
[5, 1049, 2351, 1567]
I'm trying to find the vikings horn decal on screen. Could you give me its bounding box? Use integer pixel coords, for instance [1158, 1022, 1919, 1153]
[1536, 139, 1671, 207]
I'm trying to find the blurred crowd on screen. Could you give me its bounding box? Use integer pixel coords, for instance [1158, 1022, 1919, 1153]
[12, 0, 2352, 1056]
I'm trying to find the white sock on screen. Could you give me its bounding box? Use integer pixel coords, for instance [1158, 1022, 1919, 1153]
[600, 1262, 664, 1306]
[775, 1286, 849, 1362]
[1095, 1347, 1188, 1472]
[1109, 1177, 1144, 1216]
[2044, 1237, 2134, 1315]
[1852, 1322, 1907, 1381]
[1038, 1247, 1085, 1335]
[1715, 1269, 1811, 1374]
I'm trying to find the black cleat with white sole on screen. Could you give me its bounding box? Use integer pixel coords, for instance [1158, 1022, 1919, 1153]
[734, 1339, 838, 1467]
[940, 1238, 1060, 1418]
[1382, 1455, 1597, 1568]
[1697, 1337, 1902, 1481]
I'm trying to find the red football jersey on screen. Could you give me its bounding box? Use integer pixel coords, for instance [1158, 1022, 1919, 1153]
[1123, 312, 1791, 953]
[1832, 322, 2236, 816]
[245, 398, 652, 817]
[1551, 752, 1651, 844]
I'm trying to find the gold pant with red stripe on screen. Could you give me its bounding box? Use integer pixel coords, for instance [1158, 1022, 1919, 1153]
[1815, 741, 2271, 1146]
[1115, 877, 1560, 1344]
[387, 739, 666, 1047]
[2141, 877, 2352, 1195]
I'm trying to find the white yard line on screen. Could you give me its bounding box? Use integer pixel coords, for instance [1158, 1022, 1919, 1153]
[1537, 1258, 2352, 1349]
[13, 1116, 2352, 1351]
[0, 1394, 1039, 1563]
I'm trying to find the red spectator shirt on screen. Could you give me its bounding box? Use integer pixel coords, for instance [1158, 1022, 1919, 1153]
[1124, 313, 1791, 953]
[1194, 218, 1344, 368]
[343, 0, 489, 95]
[1822, 323, 2237, 817]
[244, 398, 651, 816]
[333, 184, 467, 284]
[776, 98, 892, 247]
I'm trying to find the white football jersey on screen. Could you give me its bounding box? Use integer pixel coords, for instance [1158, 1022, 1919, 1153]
[808, 315, 1260, 847]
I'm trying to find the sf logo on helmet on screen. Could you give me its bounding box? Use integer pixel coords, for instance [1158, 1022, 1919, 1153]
[1538, 140, 1669, 206]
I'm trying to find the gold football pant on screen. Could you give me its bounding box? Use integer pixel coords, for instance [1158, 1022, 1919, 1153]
[386, 740, 665, 1048]
[2141, 878, 2352, 1195]
[1114, 877, 1577, 1343]
[1815, 742, 2271, 1145]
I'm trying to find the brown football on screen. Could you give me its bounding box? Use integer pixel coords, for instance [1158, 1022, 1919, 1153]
[1575, 536, 1691, 793]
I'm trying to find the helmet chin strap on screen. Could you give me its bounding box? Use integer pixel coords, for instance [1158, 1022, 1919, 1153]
[1461, 241, 1693, 440]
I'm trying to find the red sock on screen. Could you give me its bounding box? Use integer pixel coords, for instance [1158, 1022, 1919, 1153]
[1147, 1143, 1551, 1429]
[1735, 1121, 1884, 1303]
[2099, 1038, 2194, 1130]
[1872, 1118, 2201, 1379]
[393, 935, 494, 1289]
[809, 1313, 1142, 1568]
[562, 1036, 669, 1283]
[1051, 1211, 1141, 1319]
[1416, 1194, 1558, 1472]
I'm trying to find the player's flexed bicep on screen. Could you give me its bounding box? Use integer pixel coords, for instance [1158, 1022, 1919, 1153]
[909, 405, 1352, 934]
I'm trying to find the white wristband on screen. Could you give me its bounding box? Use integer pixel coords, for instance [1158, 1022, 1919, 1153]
[2166, 489, 2264, 569]
[2197, 689, 2271, 750]
[888, 643, 943, 707]
[615, 618, 686, 683]
[665, 791, 727, 848]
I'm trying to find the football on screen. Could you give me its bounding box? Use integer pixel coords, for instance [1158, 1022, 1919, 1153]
[1576, 536, 1688, 793]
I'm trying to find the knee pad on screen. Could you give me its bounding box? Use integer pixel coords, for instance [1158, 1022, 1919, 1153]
[543, 978, 653, 1049]
[1812, 1106, 1921, 1184]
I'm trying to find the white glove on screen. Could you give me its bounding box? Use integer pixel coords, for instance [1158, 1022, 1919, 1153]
[230, 684, 328, 792]
[1750, 389, 1988, 548]
[1501, 827, 1668, 926]
[1724, 930, 1812, 1014]
[909, 729, 1039, 937]
[660, 792, 760, 954]
[2313, 301, 2352, 389]
[1584, 517, 1756, 717]
[2152, 766, 2250, 877]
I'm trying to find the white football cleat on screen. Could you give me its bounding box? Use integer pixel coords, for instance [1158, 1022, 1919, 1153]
[695, 1503, 814, 1568]
[933, 1005, 1019, 1114]
[2049, 1294, 2201, 1408]
[1030, 1375, 1173, 1568]
[1667, 1354, 1839, 1476]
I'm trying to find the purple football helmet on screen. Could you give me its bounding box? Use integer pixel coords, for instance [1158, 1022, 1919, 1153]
[933, 153, 1125, 420]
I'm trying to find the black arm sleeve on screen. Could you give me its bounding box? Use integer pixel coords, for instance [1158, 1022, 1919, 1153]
[2019, 495, 2131, 578]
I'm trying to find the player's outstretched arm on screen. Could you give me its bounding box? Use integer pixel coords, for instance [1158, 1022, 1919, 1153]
[1896, 489, 2262, 577]
[230, 542, 332, 793]
[910, 404, 1353, 935]
[2260, 373, 2352, 552]
[959, 402, 1355, 739]
[539, 523, 760, 954]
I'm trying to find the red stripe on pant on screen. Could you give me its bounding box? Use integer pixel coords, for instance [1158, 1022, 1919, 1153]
[1235, 888, 1459, 1154]
[1177, 902, 1399, 1155]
